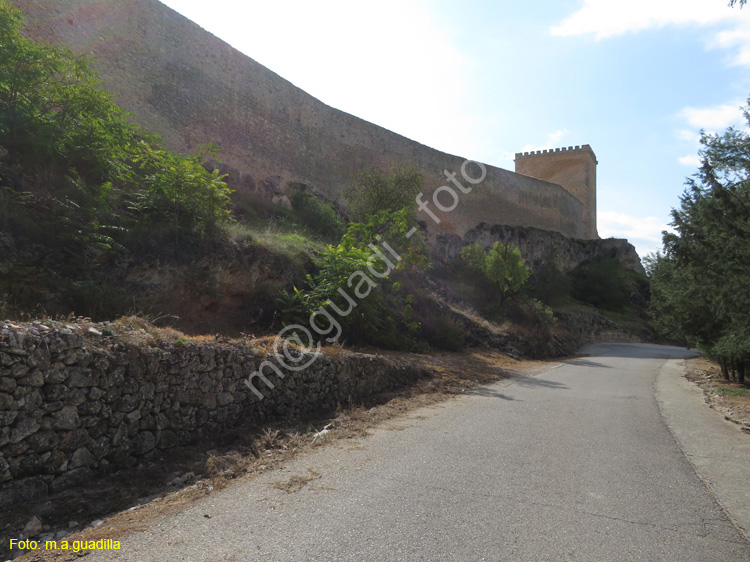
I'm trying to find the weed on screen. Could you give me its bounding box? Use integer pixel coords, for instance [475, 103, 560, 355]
[0, 291, 9, 319]
[270, 469, 321, 494]
[716, 387, 750, 397]
[427, 314, 468, 352]
[290, 190, 345, 241]
[528, 298, 557, 326]
[173, 336, 190, 347]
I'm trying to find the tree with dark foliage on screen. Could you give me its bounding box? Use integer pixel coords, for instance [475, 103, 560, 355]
[646, 98, 750, 385]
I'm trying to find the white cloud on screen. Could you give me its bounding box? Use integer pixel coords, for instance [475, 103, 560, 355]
[161, 0, 480, 157]
[678, 154, 701, 167]
[552, 0, 750, 71]
[676, 129, 700, 143]
[711, 26, 750, 66]
[598, 210, 671, 257]
[679, 102, 745, 131]
[674, 101, 745, 170]
[598, 211, 668, 242]
[551, 0, 742, 39]
[520, 129, 571, 153]
[597, 211, 671, 258]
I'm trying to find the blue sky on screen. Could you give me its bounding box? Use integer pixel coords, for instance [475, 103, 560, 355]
[161, 0, 750, 258]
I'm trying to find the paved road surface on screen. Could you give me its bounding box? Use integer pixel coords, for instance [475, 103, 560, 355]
[89, 343, 750, 561]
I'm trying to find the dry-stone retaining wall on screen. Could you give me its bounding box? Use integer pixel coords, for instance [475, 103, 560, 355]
[0, 322, 425, 508]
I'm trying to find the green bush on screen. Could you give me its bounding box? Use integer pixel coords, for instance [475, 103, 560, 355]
[568, 257, 629, 311]
[0, 2, 233, 252]
[344, 164, 423, 221]
[278, 207, 427, 349]
[277, 246, 418, 350]
[426, 313, 468, 351]
[528, 298, 557, 326]
[527, 250, 571, 304]
[0, 2, 236, 318]
[460, 242, 530, 304]
[290, 190, 345, 241]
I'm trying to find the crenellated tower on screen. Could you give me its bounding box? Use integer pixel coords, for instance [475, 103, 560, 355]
[514, 145, 599, 239]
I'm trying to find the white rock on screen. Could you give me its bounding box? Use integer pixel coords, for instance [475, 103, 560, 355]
[22, 516, 43, 536]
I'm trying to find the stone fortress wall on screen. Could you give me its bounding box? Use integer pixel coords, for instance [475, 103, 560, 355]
[13, 0, 600, 243]
[0, 323, 426, 508]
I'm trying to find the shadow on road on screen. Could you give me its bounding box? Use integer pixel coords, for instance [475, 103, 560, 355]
[513, 376, 569, 390]
[467, 375, 568, 401]
[467, 387, 517, 400]
[577, 343, 701, 361]
[565, 358, 613, 369]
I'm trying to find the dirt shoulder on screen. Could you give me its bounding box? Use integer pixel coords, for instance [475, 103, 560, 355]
[8, 347, 558, 562]
[684, 356, 750, 434]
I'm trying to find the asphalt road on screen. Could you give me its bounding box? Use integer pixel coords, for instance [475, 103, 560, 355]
[89, 343, 750, 561]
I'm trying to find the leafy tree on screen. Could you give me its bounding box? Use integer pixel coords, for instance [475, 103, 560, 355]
[460, 242, 530, 304]
[290, 190, 345, 241]
[129, 142, 232, 240]
[647, 96, 750, 385]
[459, 243, 487, 272]
[342, 207, 429, 271]
[0, 2, 233, 317]
[278, 207, 426, 349]
[344, 164, 423, 221]
[0, 0, 232, 250]
[0, 2, 134, 189]
[729, 0, 746, 7]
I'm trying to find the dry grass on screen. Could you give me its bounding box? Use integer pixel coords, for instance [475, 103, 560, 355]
[16, 314, 298, 357]
[321, 340, 347, 360]
[685, 356, 750, 433]
[270, 469, 321, 493]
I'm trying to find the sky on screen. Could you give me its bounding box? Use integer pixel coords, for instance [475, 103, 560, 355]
[160, 0, 750, 259]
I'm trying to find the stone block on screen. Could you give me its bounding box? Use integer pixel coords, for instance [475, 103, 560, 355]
[10, 416, 40, 443]
[49, 467, 94, 494]
[0, 477, 48, 509]
[53, 406, 80, 430]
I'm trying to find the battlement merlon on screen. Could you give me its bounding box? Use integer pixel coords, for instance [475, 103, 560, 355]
[514, 144, 598, 164]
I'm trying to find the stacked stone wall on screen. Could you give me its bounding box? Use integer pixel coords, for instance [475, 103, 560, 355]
[0, 324, 424, 508]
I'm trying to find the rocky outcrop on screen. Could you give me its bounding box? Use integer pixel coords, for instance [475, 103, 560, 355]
[0, 321, 426, 508]
[433, 224, 645, 274]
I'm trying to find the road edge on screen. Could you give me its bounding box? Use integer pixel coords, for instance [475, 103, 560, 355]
[656, 358, 750, 541]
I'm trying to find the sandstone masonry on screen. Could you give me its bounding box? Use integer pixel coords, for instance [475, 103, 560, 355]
[515, 145, 599, 239]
